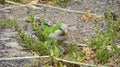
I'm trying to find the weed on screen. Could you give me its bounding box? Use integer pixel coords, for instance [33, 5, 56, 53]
[0, 19, 12, 28]
[39, 0, 68, 4]
[11, 0, 21, 2]
[87, 7, 120, 64]
[62, 43, 85, 62]
[13, 12, 63, 56]
[0, 18, 19, 30]
[96, 48, 112, 64]
[10, 0, 68, 4]
[0, 19, 7, 28]
[0, 0, 5, 4]
[53, 0, 68, 4]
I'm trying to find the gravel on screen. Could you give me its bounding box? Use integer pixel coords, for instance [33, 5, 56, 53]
[0, 0, 120, 66]
[0, 59, 31, 67]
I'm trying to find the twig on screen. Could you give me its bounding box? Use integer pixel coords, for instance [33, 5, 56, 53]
[6, 0, 42, 10]
[0, 56, 49, 61]
[0, 6, 25, 11]
[78, 44, 87, 47]
[55, 58, 108, 67]
[0, 56, 107, 67]
[6, 0, 102, 16]
[55, 57, 97, 67]
[33, 3, 100, 16]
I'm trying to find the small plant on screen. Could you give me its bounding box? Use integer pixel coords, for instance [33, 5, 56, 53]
[0, 19, 7, 28]
[96, 49, 112, 64]
[38, 0, 68, 4]
[10, 0, 21, 2]
[0, 19, 12, 28]
[67, 43, 85, 61]
[10, 0, 68, 4]
[0, 0, 5, 4]
[52, 0, 68, 4]
[87, 7, 120, 64]
[12, 12, 63, 56]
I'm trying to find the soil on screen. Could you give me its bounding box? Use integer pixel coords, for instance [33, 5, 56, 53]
[0, 0, 120, 67]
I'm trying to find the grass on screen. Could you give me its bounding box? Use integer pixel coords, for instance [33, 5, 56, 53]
[11, 0, 21, 2]
[10, 0, 68, 4]
[87, 7, 120, 64]
[0, 0, 5, 4]
[53, 0, 68, 4]
[0, 19, 8, 28]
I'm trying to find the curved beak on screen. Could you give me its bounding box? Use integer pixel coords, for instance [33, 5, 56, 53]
[62, 30, 68, 36]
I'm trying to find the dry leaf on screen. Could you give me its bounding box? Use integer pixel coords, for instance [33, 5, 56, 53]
[77, 57, 85, 62]
[82, 47, 94, 61]
[81, 10, 93, 22]
[21, 0, 33, 3]
[31, 0, 38, 4]
[81, 10, 104, 22]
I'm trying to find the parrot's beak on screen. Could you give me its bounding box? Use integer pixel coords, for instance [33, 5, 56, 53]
[62, 30, 68, 36]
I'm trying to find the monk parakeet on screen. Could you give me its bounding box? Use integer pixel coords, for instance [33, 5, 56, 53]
[49, 23, 68, 41]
